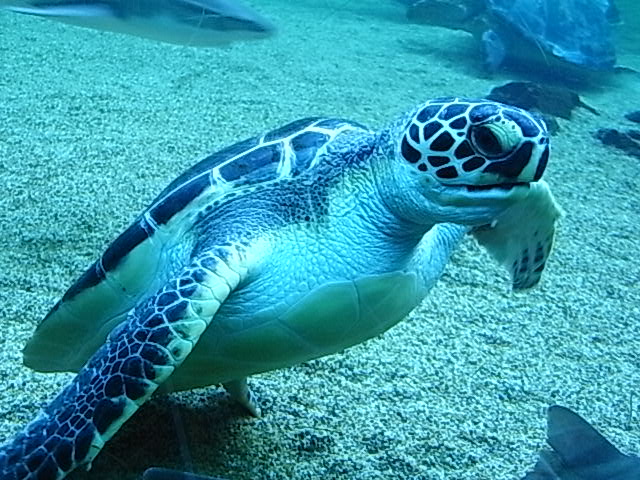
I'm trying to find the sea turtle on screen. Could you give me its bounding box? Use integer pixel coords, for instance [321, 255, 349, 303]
[0, 97, 560, 479]
[406, 0, 618, 75]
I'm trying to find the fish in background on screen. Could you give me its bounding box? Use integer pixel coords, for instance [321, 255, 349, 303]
[523, 405, 640, 480]
[0, 0, 275, 46]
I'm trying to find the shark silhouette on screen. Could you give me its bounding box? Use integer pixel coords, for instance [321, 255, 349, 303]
[0, 0, 275, 46]
[143, 468, 225, 480]
[523, 405, 640, 480]
[140, 405, 640, 480]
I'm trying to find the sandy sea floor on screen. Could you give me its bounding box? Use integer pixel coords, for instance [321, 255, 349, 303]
[1, 1, 640, 479]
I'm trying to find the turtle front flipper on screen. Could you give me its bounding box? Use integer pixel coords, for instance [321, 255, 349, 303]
[0, 246, 251, 480]
[472, 180, 562, 290]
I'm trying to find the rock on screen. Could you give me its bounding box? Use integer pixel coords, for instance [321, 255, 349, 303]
[594, 128, 640, 159]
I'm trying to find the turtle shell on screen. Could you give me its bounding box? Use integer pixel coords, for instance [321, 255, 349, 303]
[487, 0, 616, 70]
[23, 117, 371, 373]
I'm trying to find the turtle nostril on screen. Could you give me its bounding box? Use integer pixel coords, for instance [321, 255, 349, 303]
[471, 125, 503, 157]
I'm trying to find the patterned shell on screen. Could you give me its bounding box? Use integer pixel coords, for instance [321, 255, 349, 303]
[24, 117, 372, 373]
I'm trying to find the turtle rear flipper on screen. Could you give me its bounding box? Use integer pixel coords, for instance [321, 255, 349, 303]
[0, 246, 250, 479]
[472, 180, 562, 290]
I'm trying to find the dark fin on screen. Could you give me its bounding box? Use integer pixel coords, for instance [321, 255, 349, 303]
[546, 405, 626, 469]
[625, 111, 640, 124]
[522, 405, 640, 480]
[143, 467, 227, 480]
[521, 449, 563, 479]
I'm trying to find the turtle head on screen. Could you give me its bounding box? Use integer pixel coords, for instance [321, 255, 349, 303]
[381, 97, 550, 226]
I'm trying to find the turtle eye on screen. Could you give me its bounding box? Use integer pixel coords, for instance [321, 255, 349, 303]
[471, 125, 504, 158]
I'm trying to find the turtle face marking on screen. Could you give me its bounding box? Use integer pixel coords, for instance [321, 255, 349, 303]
[399, 98, 549, 187]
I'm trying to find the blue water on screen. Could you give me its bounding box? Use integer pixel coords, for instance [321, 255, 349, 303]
[0, 1, 639, 479]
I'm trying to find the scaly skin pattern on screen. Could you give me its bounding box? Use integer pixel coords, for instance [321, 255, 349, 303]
[0, 98, 557, 479]
[0, 247, 248, 479]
